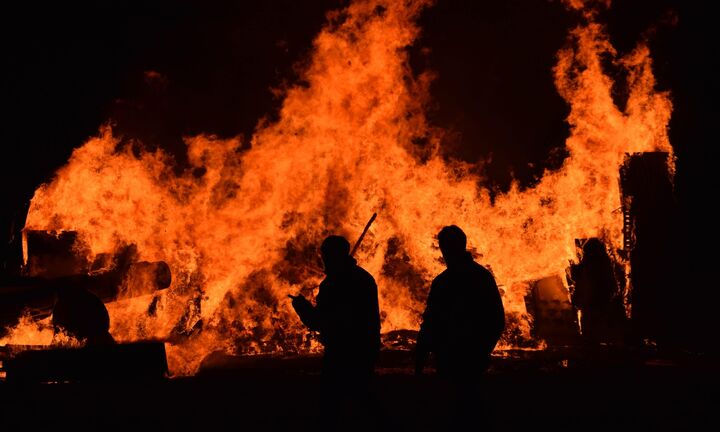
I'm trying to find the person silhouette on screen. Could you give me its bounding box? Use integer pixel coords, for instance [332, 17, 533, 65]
[415, 225, 505, 428]
[290, 235, 380, 428]
[569, 238, 626, 345]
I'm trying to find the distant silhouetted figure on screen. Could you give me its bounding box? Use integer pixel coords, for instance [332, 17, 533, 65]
[415, 225, 505, 429]
[52, 284, 114, 345]
[290, 235, 380, 429]
[570, 238, 626, 345]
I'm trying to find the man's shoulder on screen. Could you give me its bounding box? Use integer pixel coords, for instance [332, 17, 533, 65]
[353, 265, 377, 285]
[470, 260, 494, 277]
[440, 260, 496, 285]
[468, 261, 501, 296]
[431, 269, 452, 286]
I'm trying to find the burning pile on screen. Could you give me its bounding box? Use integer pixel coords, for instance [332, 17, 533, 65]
[3, 0, 673, 375]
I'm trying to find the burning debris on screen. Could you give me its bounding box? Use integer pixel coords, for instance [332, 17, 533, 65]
[1, 231, 171, 334]
[1, 0, 675, 377]
[0, 230, 172, 382]
[524, 275, 579, 347]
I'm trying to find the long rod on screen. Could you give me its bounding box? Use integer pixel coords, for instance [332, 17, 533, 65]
[350, 212, 377, 257]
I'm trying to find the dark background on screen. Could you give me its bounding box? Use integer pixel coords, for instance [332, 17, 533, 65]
[1, 0, 717, 346]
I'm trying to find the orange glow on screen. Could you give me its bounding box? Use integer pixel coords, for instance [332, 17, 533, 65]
[5, 0, 672, 375]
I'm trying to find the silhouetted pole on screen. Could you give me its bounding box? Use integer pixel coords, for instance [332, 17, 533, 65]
[350, 212, 377, 257]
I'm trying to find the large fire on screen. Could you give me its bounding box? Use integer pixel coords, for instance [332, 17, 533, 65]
[2, 0, 672, 375]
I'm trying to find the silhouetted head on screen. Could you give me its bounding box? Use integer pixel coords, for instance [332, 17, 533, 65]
[320, 235, 352, 274]
[438, 225, 469, 268]
[583, 238, 606, 258]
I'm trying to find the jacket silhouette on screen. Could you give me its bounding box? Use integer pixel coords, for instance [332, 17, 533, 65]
[416, 225, 505, 378]
[291, 235, 380, 378]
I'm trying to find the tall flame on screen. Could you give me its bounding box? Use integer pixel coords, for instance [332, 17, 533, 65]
[7, 0, 672, 375]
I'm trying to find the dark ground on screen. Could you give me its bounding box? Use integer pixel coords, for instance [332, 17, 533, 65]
[0, 347, 717, 431]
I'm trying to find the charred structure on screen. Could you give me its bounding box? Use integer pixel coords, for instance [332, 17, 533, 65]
[621, 152, 683, 347]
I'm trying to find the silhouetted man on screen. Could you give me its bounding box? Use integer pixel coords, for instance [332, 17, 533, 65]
[416, 225, 505, 378]
[415, 225, 504, 428]
[290, 235, 380, 428]
[291, 235, 380, 378]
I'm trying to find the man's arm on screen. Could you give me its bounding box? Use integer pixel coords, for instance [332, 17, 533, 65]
[415, 280, 439, 375]
[368, 279, 381, 348]
[478, 270, 506, 352]
[289, 294, 321, 331]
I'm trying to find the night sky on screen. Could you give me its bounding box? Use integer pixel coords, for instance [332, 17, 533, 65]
[2, 1, 717, 341]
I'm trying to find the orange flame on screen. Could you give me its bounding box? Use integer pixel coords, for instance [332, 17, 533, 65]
[8, 0, 672, 375]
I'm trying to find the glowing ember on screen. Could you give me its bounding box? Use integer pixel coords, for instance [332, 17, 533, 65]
[4, 0, 672, 375]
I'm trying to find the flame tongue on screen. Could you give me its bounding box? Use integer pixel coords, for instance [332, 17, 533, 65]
[9, 0, 672, 375]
